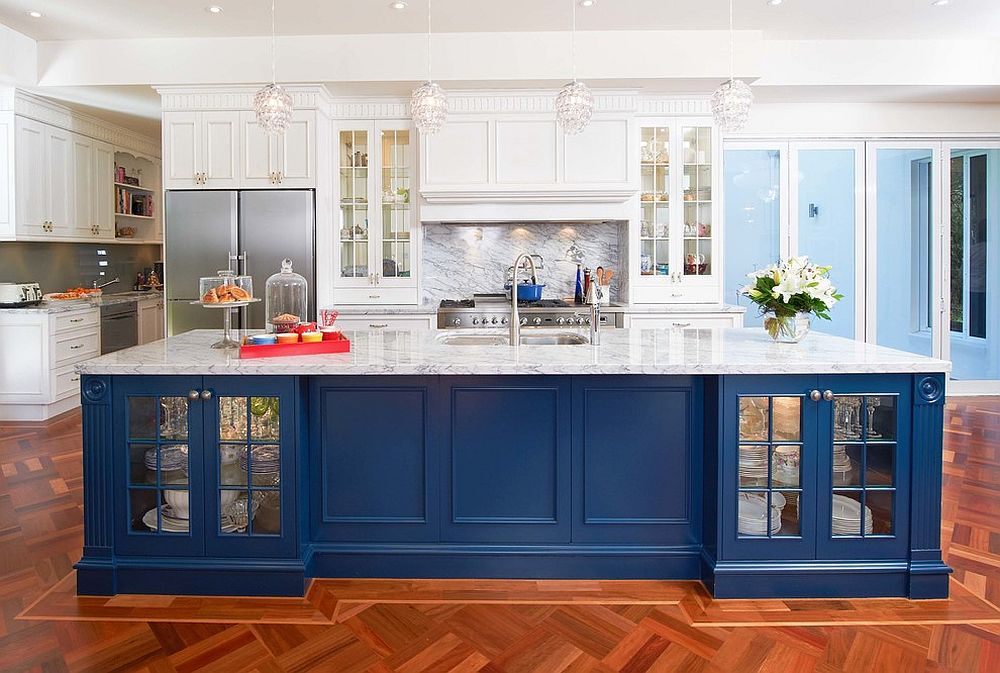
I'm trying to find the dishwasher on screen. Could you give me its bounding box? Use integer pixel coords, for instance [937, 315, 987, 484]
[101, 303, 138, 354]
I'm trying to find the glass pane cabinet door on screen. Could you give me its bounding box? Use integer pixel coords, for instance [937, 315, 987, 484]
[817, 377, 910, 559]
[116, 378, 205, 557]
[725, 379, 817, 561]
[216, 396, 282, 537]
[205, 378, 295, 558]
[640, 126, 671, 278]
[339, 129, 370, 281]
[379, 129, 412, 283]
[682, 125, 714, 279]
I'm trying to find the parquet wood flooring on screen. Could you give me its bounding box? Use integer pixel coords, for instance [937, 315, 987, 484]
[3, 399, 1000, 672]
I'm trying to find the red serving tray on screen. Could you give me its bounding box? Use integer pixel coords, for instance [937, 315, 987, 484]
[239, 333, 351, 359]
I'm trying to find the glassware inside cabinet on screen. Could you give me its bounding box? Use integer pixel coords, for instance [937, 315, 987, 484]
[216, 396, 281, 537]
[380, 129, 412, 279]
[340, 130, 370, 279]
[682, 126, 713, 277]
[640, 127, 670, 277]
[736, 395, 804, 539]
[126, 395, 192, 535]
[829, 394, 898, 538]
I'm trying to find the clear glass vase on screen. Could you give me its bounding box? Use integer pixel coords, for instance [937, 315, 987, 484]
[763, 311, 811, 343]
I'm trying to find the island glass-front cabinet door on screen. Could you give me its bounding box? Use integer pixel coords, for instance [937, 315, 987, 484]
[113, 376, 297, 559]
[722, 375, 911, 562]
[634, 118, 721, 304]
[333, 121, 417, 305]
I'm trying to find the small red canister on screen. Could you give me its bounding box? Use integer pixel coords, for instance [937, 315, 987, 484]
[320, 327, 341, 341]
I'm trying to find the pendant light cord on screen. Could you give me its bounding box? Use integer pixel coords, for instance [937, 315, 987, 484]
[571, 0, 577, 82]
[427, 0, 433, 84]
[270, 0, 277, 84]
[728, 0, 734, 84]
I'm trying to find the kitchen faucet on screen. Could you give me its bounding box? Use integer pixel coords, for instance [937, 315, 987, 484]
[509, 253, 538, 345]
[92, 276, 121, 290]
[590, 285, 603, 346]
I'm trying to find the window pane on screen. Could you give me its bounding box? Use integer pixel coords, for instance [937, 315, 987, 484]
[739, 397, 769, 441]
[950, 155, 965, 333]
[772, 397, 800, 441]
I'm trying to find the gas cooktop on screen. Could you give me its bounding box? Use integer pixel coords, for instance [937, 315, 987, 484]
[436, 293, 622, 329]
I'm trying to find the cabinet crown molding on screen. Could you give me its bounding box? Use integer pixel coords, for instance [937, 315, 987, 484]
[157, 85, 333, 115]
[6, 90, 160, 159]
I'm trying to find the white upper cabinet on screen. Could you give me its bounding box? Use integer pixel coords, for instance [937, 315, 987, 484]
[71, 133, 94, 238]
[631, 118, 722, 304]
[162, 111, 239, 189]
[420, 112, 636, 203]
[0, 113, 13, 240]
[163, 112, 200, 188]
[44, 126, 73, 237]
[240, 109, 315, 189]
[92, 141, 115, 239]
[14, 116, 46, 236]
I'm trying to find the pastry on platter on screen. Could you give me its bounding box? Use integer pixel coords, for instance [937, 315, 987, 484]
[202, 288, 220, 303]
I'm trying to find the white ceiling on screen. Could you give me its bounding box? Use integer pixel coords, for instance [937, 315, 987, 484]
[1, 0, 998, 41]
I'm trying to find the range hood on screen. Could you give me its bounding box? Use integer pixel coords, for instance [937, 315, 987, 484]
[420, 197, 637, 224]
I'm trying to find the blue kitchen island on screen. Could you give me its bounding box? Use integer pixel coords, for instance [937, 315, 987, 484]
[75, 328, 951, 599]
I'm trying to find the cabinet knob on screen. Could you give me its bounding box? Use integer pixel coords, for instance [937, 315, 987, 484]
[809, 389, 822, 402]
[187, 390, 200, 401]
[200, 390, 213, 400]
[823, 390, 835, 402]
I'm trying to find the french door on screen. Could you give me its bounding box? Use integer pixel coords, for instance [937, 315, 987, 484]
[723, 141, 864, 339]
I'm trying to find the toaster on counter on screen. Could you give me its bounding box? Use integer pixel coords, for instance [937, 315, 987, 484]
[0, 282, 43, 308]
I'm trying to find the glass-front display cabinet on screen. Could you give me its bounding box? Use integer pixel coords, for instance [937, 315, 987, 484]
[114, 376, 297, 560]
[334, 121, 418, 305]
[722, 375, 910, 563]
[634, 118, 721, 304]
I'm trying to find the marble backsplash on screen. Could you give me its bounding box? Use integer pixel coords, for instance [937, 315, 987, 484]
[421, 221, 628, 304]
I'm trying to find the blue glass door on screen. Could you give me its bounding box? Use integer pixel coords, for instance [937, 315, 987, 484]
[723, 146, 783, 325]
[869, 145, 939, 358]
[793, 146, 863, 339]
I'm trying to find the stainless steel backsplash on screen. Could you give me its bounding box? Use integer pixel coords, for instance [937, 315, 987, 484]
[0, 242, 161, 293]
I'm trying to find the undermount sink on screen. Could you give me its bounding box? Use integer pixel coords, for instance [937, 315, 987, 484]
[436, 332, 589, 346]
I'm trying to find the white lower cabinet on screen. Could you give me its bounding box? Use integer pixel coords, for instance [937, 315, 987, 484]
[334, 315, 434, 331]
[624, 312, 744, 329]
[0, 307, 100, 421]
[137, 298, 165, 344]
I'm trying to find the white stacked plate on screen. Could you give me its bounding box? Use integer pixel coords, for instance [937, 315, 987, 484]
[141, 502, 256, 533]
[738, 446, 769, 479]
[832, 494, 874, 535]
[239, 445, 280, 475]
[144, 445, 188, 472]
[738, 493, 783, 535]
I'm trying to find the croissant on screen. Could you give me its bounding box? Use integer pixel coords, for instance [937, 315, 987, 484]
[229, 286, 251, 301]
[202, 288, 220, 303]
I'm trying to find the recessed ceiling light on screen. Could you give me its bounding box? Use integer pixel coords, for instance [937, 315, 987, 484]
[26, 10, 42, 18]
[206, 5, 224, 13]
[931, 0, 950, 5]
[579, 0, 597, 7]
[766, 0, 783, 6]
[388, 1, 407, 9]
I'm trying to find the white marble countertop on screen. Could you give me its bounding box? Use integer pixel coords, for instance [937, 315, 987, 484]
[325, 303, 744, 316]
[2, 291, 162, 314]
[78, 327, 950, 376]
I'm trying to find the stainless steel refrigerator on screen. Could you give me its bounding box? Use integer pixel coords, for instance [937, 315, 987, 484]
[165, 190, 315, 335]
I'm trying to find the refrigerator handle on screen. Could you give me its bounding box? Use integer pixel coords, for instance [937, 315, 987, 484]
[226, 251, 247, 275]
[241, 250, 248, 277]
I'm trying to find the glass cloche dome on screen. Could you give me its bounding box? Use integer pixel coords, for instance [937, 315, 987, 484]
[265, 258, 308, 333]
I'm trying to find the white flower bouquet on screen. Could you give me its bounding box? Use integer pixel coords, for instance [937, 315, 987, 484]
[740, 256, 843, 342]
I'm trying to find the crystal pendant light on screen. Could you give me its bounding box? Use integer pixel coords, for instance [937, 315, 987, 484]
[555, 0, 593, 134]
[253, 0, 293, 135]
[410, 0, 448, 134]
[710, 0, 753, 132]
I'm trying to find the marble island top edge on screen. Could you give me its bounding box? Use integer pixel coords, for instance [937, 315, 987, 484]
[77, 328, 951, 376]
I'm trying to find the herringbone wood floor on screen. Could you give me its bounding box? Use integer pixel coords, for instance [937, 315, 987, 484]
[2, 399, 1000, 672]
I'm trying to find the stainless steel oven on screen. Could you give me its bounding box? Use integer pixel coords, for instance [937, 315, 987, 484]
[101, 303, 138, 354]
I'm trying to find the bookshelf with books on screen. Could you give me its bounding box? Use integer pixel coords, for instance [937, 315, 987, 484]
[114, 151, 162, 243]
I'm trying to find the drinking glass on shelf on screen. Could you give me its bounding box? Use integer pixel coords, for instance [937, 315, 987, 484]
[866, 397, 882, 438]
